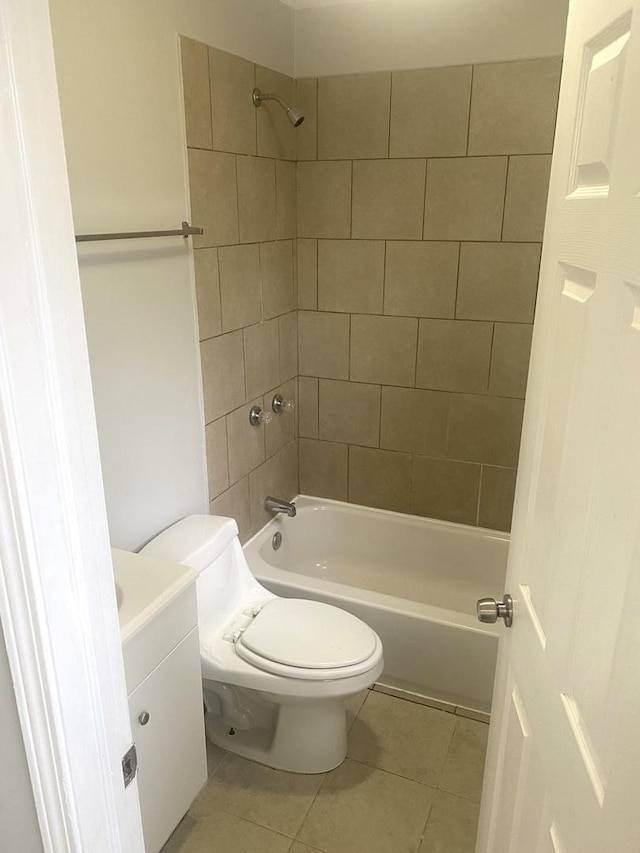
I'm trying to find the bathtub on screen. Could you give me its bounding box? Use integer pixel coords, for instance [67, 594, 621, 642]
[244, 496, 509, 716]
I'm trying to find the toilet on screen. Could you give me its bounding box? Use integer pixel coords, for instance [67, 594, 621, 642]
[141, 514, 383, 773]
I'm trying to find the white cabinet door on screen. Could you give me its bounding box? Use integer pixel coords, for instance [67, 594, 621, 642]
[129, 629, 207, 853]
[476, 0, 640, 851]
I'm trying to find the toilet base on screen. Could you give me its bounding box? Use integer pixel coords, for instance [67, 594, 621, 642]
[204, 685, 349, 774]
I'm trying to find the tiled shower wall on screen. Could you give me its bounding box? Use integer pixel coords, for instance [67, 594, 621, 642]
[295, 58, 562, 530]
[182, 39, 561, 538]
[181, 37, 299, 542]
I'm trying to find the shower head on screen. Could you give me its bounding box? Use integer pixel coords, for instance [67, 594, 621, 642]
[252, 87, 305, 127]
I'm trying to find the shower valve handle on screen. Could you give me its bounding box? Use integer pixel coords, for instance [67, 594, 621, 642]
[477, 594, 513, 628]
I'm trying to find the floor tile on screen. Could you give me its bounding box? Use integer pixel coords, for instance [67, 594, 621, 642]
[298, 758, 434, 853]
[193, 754, 325, 836]
[348, 690, 456, 786]
[162, 810, 291, 853]
[205, 739, 227, 777]
[418, 790, 480, 853]
[439, 718, 488, 803]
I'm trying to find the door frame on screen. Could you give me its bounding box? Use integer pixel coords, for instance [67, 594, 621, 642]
[0, 0, 144, 849]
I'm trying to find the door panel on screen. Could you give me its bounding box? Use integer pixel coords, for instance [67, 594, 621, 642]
[476, 0, 640, 850]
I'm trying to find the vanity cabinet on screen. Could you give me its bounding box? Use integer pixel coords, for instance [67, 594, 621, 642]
[128, 627, 204, 852]
[113, 548, 207, 853]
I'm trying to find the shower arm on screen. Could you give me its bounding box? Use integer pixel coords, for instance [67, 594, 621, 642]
[252, 89, 287, 110]
[252, 87, 304, 127]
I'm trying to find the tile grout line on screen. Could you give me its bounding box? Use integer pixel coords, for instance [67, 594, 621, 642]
[465, 64, 474, 156]
[500, 155, 511, 241]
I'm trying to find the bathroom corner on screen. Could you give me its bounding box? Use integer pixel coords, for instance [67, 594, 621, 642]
[181, 36, 300, 542]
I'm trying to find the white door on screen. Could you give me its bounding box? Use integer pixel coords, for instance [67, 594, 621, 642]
[476, 0, 640, 850]
[0, 0, 144, 849]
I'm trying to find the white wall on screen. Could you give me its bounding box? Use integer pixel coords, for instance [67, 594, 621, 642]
[49, 0, 295, 550]
[294, 0, 569, 77]
[0, 628, 43, 853]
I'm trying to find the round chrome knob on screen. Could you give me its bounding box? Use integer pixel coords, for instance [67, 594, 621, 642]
[138, 710, 150, 726]
[477, 594, 513, 627]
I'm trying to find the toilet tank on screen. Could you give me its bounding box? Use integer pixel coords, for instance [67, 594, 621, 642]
[141, 515, 264, 630]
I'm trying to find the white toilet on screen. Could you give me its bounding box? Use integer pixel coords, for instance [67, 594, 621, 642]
[141, 514, 383, 774]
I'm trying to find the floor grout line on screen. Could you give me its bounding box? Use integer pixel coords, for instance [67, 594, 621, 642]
[185, 690, 485, 853]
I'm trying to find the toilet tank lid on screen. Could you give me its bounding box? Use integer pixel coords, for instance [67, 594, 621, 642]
[140, 515, 239, 572]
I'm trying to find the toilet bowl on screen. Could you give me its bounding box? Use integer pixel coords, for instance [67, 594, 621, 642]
[141, 514, 383, 773]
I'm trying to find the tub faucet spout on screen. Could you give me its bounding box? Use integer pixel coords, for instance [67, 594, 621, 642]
[264, 496, 297, 518]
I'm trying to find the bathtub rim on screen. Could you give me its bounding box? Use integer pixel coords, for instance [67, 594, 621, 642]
[244, 494, 505, 639]
[250, 493, 511, 542]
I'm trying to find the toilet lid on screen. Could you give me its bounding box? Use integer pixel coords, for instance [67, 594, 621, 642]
[237, 598, 377, 670]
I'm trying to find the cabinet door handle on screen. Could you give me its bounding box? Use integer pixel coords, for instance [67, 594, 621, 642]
[138, 710, 150, 726]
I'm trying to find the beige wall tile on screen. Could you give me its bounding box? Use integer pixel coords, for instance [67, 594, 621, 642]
[227, 397, 266, 484]
[447, 393, 524, 467]
[298, 376, 319, 438]
[489, 323, 533, 398]
[503, 155, 552, 241]
[209, 48, 256, 155]
[318, 72, 391, 160]
[299, 438, 348, 500]
[416, 319, 493, 393]
[218, 243, 261, 332]
[180, 37, 212, 150]
[205, 416, 229, 500]
[264, 379, 296, 458]
[297, 239, 318, 310]
[390, 65, 471, 158]
[352, 159, 426, 240]
[469, 58, 562, 155]
[249, 440, 298, 531]
[350, 314, 418, 387]
[210, 477, 251, 543]
[201, 331, 245, 422]
[457, 242, 541, 322]
[298, 311, 349, 379]
[193, 248, 222, 340]
[412, 457, 481, 525]
[380, 386, 449, 457]
[295, 77, 317, 161]
[237, 155, 276, 244]
[279, 310, 298, 382]
[276, 160, 296, 240]
[243, 319, 280, 400]
[260, 241, 294, 319]
[319, 379, 381, 447]
[256, 66, 295, 160]
[479, 466, 516, 531]
[384, 242, 458, 319]
[297, 161, 352, 238]
[188, 149, 239, 248]
[349, 446, 412, 513]
[318, 240, 385, 314]
[424, 157, 507, 241]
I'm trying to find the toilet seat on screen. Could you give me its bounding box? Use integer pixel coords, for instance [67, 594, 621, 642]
[233, 598, 380, 680]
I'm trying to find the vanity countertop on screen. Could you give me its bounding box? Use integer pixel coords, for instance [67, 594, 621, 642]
[112, 548, 197, 643]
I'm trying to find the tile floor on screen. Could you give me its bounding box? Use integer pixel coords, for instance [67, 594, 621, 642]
[162, 689, 488, 853]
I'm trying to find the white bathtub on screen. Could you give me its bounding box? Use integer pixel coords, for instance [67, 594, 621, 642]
[244, 496, 509, 715]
